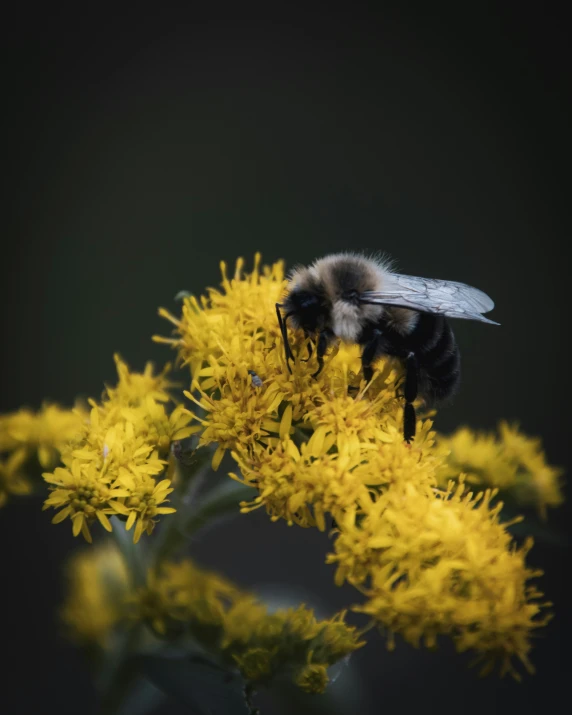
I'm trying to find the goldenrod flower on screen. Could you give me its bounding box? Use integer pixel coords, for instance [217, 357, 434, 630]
[438, 422, 563, 518]
[106, 353, 174, 405]
[185, 367, 286, 470]
[41, 356, 194, 542]
[233, 647, 277, 681]
[295, 661, 329, 694]
[312, 610, 365, 662]
[127, 558, 363, 688]
[131, 558, 240, 636]
[61, 543, 129, 646]
[43, 460, 131, 542]
[0, 448, 32, 507]
[328, 480, 548, 678]
[223, 594, 364, 686]
[0, 404, 85, 468]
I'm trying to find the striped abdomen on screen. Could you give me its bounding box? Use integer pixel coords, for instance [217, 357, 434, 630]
[405, 313, 461, 404]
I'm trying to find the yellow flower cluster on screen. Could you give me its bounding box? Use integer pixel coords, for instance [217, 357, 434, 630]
[328, 480, 548, 678]
[133, 559, 241, 637]
[61, 543, 130, 646]
[0, 403, 86, 467]
[437, 423, 564, 518]
[133, 559, 364, 692]
[0, 449, 31, 507]
[63, 546, 363, 693]
[156, 255, 557, 678]
[42, 355, 196, 543]
[0, 404, 86, 507]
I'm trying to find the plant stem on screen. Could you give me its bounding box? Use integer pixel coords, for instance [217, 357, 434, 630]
[110, 516, 147, 587]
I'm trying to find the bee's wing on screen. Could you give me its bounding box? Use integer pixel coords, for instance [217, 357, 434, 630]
[360, 274, 499, 325]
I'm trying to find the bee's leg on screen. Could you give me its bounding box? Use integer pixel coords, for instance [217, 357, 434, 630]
[276, 303, 294, 373]
[361, 328, 384, 383]
[301, 335, 313, 362]
[403, 351, 419, 443]
[312, 329, 334, 378]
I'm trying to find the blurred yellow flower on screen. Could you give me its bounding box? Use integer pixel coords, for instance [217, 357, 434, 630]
[0, 404, 85, 468]
[121, 557, 363, 689]
[131, 558, 240, 636]
[61, 543, 129, 646]
[438, 422, 563, 518]
[295, 661, 329, 694]
[0, 448, 32, 507]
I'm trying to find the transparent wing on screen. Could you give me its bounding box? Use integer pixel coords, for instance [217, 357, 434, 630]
[360, 274, 499, 324]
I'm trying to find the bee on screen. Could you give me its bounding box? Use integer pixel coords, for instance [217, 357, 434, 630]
[276, 253, 498, 442]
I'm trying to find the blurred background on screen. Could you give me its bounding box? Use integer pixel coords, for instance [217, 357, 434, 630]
[2, 5, 570, 714]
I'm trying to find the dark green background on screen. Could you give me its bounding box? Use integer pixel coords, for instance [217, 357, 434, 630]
[2, 7, 570, 714]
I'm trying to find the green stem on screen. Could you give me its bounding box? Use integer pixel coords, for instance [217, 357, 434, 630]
[98, 625, 142, 714]
[183, 480, 258, 537]
[110, 516, 147, 588]
[151, 447, 213, 567]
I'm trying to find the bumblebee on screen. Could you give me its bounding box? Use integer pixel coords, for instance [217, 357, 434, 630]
[276, 253, 498, 442]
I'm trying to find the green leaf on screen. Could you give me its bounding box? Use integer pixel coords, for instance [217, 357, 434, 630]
[134, 654, 253, 715]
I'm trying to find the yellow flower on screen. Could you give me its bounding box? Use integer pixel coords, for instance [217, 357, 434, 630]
[61, 543, 129, 646]
[184, 367, 286, 470]
[106, 353, 174, 405]
[122, 477, 176, 544]
[295, 662, 329, 694]
[313, 610, 366, 662]
[231, 437, 370, 529]
[41, 356, 186, 542]
[42, 459, 131, 543]
[154, 255, 287, 376]
[328, 480, 548, 678]
[0, 404, 85, 468]
[0, 448, 32, 507]
[130, 559, 363, 687]
[438, 422, 564, 518]
[132, 401, 198, 455]
[230, 411, 437, 530]
[233, 647, 277, 681]
[131, 560, 241, 636]
[223, 599, 363, 685]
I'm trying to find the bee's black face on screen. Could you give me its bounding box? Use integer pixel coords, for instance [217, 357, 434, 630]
[284, 288, 329, 334]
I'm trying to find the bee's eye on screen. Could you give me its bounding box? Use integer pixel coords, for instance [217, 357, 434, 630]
[300, 295, 320, 309]
[285, 289, 327, 333]
[290, 290, 321, 311]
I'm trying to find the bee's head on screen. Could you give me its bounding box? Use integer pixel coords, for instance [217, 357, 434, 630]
[283, 285, 330, 334]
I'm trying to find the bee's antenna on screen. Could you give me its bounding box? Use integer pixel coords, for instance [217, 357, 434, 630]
[276, 303, 294, 373]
